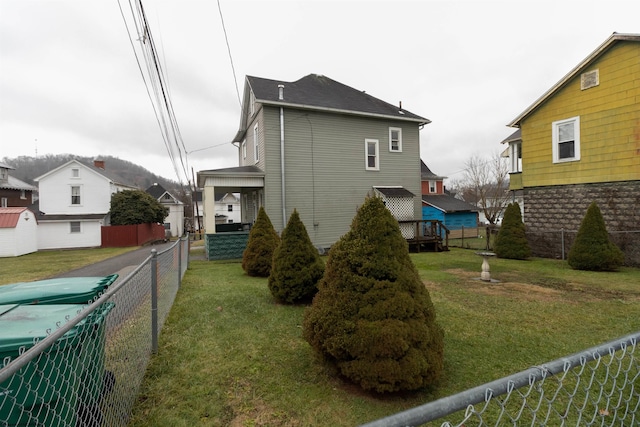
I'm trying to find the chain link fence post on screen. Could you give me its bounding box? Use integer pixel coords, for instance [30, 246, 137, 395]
[151, 248, 158, 354]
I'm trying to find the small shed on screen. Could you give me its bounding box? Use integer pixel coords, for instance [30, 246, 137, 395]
[422, 194, 479, 238]
[0, 207, 38, 257]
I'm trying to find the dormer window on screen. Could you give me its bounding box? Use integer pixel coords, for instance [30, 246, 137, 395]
[0, 168, 7, 181]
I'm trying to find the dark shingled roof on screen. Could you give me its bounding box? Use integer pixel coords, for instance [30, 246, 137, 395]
[146, 183, 168, 199]
[247, 74, 430, 124]
[374, 187, 415, 198]
[421, 160, 446, 180]
[500, 129, 521, 145]
[422, 194, 478, 213]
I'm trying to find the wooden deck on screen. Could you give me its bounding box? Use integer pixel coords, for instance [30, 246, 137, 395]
[398, 219, 449, 252]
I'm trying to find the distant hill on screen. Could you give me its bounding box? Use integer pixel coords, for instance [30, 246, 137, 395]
[2, 154, 184, 196]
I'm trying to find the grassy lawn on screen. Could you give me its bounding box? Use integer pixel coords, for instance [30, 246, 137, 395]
[128, 249, 640, 427]
[0, 247, 138, 285]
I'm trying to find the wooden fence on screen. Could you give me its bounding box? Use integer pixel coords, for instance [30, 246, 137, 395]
[101, 223, 166, 247]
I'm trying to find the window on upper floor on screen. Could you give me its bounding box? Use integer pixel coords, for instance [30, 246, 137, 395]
[20, 190, 26, 200]
[1, 198, 7, 208]
[389, 127, 402, 152]
[253, 124, 260, 163]
[71, 168, 79, 178]
[552, 116, 580, 163]
[510, 141, 522, 172]
[365, 139, 379, 171]
[227, 204, 233, 212]
[0, 168, 7, 181]
[71, 186, 81, 205]
[242, 140, 247, 160]
[70, 221, 81, 233]
[429, 180, 437, 193]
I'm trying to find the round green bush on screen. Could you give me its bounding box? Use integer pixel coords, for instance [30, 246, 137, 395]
[494, 202, 530, 260]
[303, 196, 444, 393]
[567, 202, 624, 271]
[242, 207, 280, 277]
[268, 209, 324, 304]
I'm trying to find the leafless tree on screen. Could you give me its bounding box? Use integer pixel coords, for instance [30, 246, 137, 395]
[450, 152, 511, 225]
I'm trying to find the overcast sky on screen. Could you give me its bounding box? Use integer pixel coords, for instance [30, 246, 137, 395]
[1, 0, 638, 185]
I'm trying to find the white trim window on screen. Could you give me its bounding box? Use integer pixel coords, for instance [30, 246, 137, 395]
[71, 168, 80, 178]
[253, 124, 259, 163]
[70, 221, 81, 233]
[71, 185, 81, 205]
[429, 180, 437, 193]
[389, 127, 402, 152]
[510, 141, 522, 172]
[365, 139, 379, 170]
[552, 116, 580, 163]
[1, 197, 7, 208]
[241, 140, 247, 161]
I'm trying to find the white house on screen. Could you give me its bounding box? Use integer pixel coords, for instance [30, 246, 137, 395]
[0, 207, 38, 257]
[146, 183, 184, 237]
[34, 159, 137, 250]
[213, 193, 241, 224]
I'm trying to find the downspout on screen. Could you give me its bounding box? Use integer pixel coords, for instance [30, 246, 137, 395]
[279, 85, 286, 228]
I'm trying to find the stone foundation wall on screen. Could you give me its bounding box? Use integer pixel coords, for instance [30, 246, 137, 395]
[523, 181, 640, 267]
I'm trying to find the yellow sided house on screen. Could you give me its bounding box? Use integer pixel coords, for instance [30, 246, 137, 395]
[504, 32, 640, 266]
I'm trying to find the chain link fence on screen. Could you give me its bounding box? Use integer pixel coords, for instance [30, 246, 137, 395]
[360, 332, 639, 427]
[0, 236, 189, 427]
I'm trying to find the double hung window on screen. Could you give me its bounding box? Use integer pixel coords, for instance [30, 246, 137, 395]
[365, 139, 379, 170]
[552, 117, 580, 163]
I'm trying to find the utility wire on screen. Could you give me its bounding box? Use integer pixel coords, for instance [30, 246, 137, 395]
[217, 0, 242, 109]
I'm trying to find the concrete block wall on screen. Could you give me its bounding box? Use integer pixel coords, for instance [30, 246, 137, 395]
[524, 181, 640, 266]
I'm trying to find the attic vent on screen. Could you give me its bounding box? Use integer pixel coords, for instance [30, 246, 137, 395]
[581, 69, 599, 90]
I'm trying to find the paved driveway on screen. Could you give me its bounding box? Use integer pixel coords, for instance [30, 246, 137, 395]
[53, 241, 174, 280]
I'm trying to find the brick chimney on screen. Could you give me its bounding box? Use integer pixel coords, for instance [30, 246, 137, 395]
[94, 159, 105, 169]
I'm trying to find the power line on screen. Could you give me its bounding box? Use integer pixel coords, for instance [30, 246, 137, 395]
[119, 0, 191, 193]
[217, 0, 242, 109]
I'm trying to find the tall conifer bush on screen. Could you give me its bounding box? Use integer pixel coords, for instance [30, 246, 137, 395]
[303, 196, 444, 393]
[567, 202, 624, 271]
[494, 202, 530, 260]
[268, 209, 324, 304]
[242, 207, 280, 277]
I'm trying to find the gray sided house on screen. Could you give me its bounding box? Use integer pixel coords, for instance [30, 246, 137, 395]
[198, 74, 430, 251]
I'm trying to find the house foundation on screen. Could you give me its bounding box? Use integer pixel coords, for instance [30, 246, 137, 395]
[523, 181, 640, 266]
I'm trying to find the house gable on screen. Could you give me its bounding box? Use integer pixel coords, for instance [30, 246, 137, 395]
[508, 33, 640, 188]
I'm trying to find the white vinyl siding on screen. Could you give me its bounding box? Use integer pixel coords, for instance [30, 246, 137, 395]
[365, 139, 379, 170]
[552, 116, 580, 163]
[389, 127, 402, 152]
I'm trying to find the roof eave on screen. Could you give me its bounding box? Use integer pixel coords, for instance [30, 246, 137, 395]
[507, 32, 640, 127]
[257, 99, 431, 126]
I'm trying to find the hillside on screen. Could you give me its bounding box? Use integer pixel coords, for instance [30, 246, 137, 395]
[2, 154, 183, 195]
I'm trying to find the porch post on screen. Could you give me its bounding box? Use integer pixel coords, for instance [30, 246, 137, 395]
[203, 184, 216, 234]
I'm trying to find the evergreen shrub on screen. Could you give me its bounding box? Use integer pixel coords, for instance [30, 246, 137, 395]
[268, 209, 324, 303]
[494, 202, 530, 260]
[242, 207, 280, 277]
[303, 196, 444, 393]
[567, 202, 624, 271]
